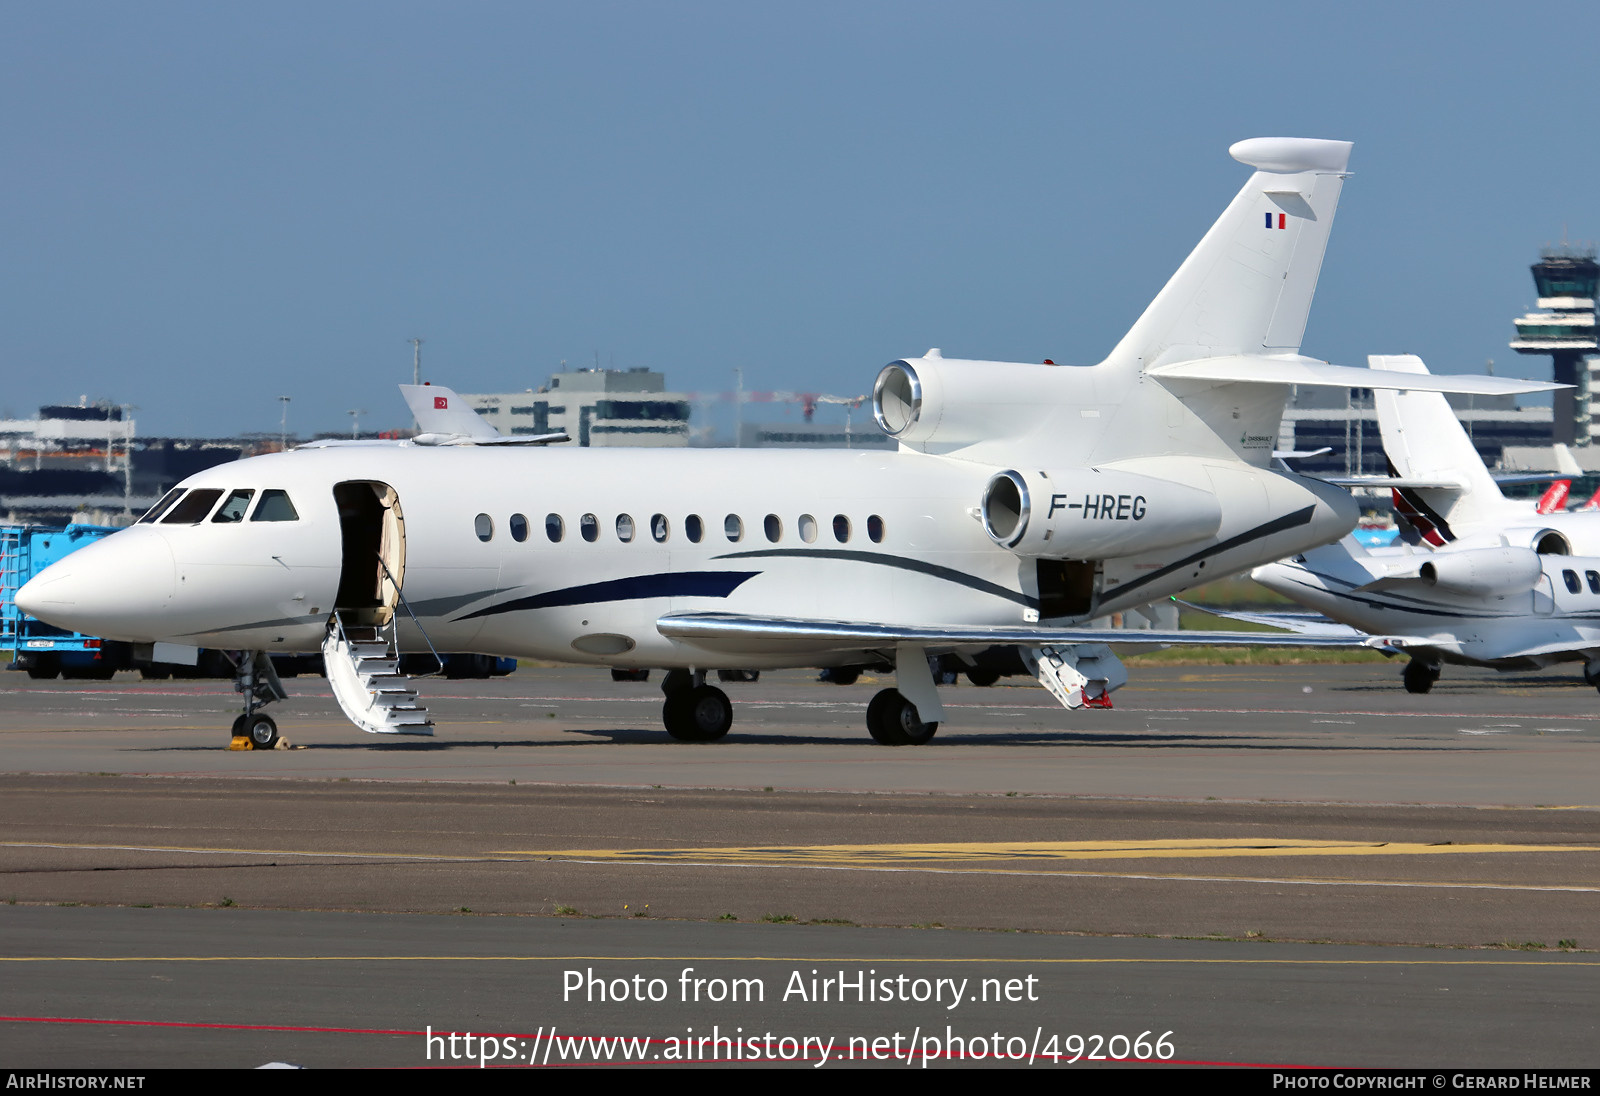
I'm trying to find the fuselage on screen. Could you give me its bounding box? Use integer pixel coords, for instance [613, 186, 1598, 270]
[18, 442, 1356, 669]
[1254, 539, 1600, 669]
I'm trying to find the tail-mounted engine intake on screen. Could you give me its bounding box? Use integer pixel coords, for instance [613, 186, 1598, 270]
[872, 357, 1063, 451]
[1417, 547, 1543, 598]
[980, 467, 1222, 559]
[1497, 527, 1572, 556]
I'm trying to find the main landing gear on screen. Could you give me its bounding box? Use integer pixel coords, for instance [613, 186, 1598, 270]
[660, 670, 733, 742]
[865, 688, 938, 745]
[654, 649, 951, 747]
[1402, 658, 1440, 695]
[229, 651, 288, 750]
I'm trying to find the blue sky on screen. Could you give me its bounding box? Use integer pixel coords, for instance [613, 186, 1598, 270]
[4, 2, 1596, 436]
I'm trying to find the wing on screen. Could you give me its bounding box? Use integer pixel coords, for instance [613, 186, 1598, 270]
[656, 610, 1376, 653]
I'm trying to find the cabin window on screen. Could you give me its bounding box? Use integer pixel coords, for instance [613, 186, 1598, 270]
[1587, 571, 1600, 595]
[616, 514, 635, 542]
[211, 489, 255, 523]
[686, 514, 704, 543]
[475, 513, 494, 542]
[651, 514, 669, 542]
[580, 513, 599, 543]
[162, 489, 224, 524]
[546, 514, 565, 542]
[509, 513, 529, 542]
[833, 514, 851, 543]
[724, 515, 743, 542]
[798, 514, 817, 543]
[1564, 569, 1581, 594]
[764, 514, 782, 542]
[138, 488, 185, 524]
[867, 514, 885, 543]
[251, 490, 300, 522]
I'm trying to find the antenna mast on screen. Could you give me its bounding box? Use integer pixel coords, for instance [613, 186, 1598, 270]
[408, 337, 425, 385]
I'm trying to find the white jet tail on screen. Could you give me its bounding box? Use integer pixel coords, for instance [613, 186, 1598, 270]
[400, 384, 501, 440]
[1370, 354, 1510, 545]
[1104, 137, 1353, 373]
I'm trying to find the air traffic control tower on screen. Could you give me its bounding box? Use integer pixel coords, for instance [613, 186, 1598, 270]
[1511, 244, 1599, 445]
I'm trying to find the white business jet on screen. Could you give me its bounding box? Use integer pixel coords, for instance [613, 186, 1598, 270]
[15, 138, 1558, 747]
[1254, 355, 1600, 694]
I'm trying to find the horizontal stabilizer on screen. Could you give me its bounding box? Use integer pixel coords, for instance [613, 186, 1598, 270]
[413, 431, 570, 447]
[1317, 475, 1465, 490]
[1148, 355, 1564, 396]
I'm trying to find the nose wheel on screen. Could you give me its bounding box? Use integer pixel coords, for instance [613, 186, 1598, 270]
[228, 651, 289, 750]
[231, 712, 279, 750]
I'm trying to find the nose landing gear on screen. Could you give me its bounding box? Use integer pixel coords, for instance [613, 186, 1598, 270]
[228, 651, 288, 750]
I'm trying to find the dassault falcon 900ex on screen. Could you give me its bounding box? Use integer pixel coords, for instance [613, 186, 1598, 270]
[15, 138, 1558, 748]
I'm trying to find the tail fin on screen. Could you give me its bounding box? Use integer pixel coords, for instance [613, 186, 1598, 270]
[1104, 138, 1352, 372]
[1371, 354, 1506, 544]
[399, 384, 500, 440]
[1536, 480, 1571, 515]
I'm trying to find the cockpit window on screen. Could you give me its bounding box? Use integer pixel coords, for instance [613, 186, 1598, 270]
[211, 489, 255, 523]
[137, 488, 185, 524]
[250, 489, 300, 522]
[161, 488, 225, 524]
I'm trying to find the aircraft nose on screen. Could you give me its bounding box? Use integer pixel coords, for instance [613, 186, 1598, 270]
[15, 528, 176, 640]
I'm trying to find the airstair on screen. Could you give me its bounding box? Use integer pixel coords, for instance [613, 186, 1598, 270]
[321, 611, 434, 735]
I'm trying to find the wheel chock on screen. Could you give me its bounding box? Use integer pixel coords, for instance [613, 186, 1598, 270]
[228, 736, 253, 751]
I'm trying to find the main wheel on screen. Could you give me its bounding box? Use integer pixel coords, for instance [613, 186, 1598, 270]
[1402, 659, 1437, 694]
[660, 669, 693, 696]
[245, 714, 279, 750]
[611, 668, 650, 682]
[663, 685, 732, 742]
[865, 688, 939, 746]
[965, 668, 1001, 688]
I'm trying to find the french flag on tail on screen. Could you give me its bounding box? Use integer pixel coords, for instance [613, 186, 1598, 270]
[1265, 212, 1287, 229]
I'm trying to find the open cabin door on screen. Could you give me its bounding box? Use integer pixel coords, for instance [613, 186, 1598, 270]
[333, 481, 406, 627]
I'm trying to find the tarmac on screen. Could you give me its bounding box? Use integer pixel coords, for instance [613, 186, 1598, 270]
[1, 662, 1596, 1068]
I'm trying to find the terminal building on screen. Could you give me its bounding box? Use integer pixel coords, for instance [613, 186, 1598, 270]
[463, 368, 691, 447]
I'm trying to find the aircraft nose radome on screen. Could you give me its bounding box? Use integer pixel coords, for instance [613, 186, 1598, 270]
[14, 529, 176, 639]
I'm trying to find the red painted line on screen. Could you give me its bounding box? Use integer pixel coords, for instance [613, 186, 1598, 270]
[0, 1014, 418, 1036]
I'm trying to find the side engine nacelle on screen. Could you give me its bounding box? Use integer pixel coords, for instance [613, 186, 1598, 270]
[1417, 547, 1544, 598]
[980, 467, 1223, 559]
